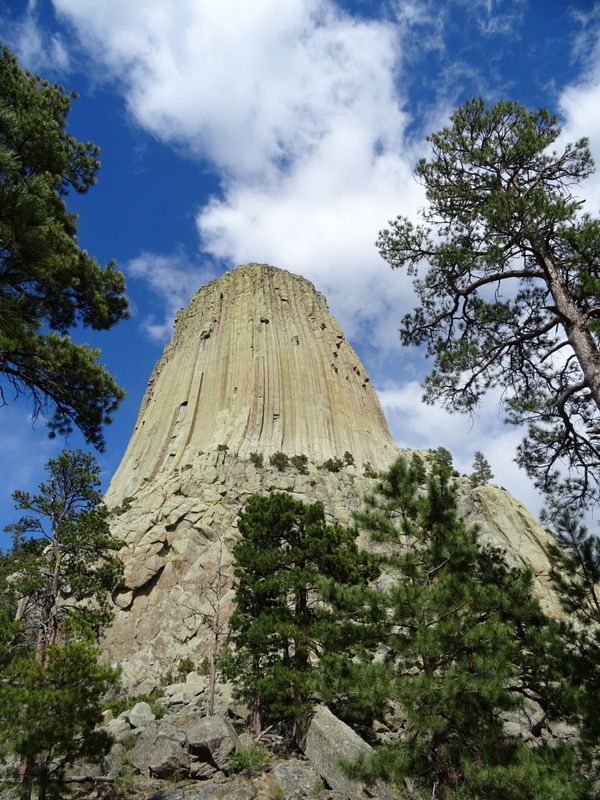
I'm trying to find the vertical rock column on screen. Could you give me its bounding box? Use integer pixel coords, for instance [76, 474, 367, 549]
[106, 263, 398, 507]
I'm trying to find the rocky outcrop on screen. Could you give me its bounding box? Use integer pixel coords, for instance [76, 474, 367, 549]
[104, 450, 392, 688]
[103, 263, 562, 689]
[106, 263, 398, 508]
[99, 693, 391, 800]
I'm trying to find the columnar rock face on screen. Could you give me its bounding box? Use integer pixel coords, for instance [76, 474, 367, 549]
[104, 263, 560, 689]
[106, 263, 397, 508]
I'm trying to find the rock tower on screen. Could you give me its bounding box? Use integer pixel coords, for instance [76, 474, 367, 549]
[106, 263, 397, 507]
[104, 263, 558, 689]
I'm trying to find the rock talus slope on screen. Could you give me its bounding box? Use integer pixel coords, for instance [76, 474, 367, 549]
[104, 263, 560, 688]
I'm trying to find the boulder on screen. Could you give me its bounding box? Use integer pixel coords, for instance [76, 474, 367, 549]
[298, 705, 393, 800]
[184, 715, 241, 769]
[272, 759, 322, 798]
[132, 720, 189, 779]
[127, 701, 156, 728]
[145, 778, 255, 800]
[103, 716, 132, 738]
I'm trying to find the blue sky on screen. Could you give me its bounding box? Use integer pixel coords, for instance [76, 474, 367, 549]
[1, 0, 600, 545]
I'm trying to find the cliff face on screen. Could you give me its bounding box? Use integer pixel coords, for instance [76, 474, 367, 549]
[104, 263, 559, 689]
[106, 263, 398, 508]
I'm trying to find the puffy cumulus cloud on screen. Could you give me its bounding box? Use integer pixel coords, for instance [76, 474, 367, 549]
[197, 128, 424, 346]
[126, 250, 217, 342]
[53, 0, 403, 180]
[557, 11, 600, 203]
[51, 0, 430, 346]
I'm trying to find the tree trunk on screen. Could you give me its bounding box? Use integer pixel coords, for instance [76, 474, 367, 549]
[207, 639, 218, 716]
[249, 652, 262, 737]
[535, 237, 600, 413]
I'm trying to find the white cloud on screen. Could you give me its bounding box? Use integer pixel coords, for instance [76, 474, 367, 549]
[378, 380, 543, 515]
[197, 134, 423, 345]
[126, 250, 216, 342]
[557, 8, 600, 210]
[4, 0, 70, 73]
[53, 0, 403, 179]
[50, 0, 432, 347]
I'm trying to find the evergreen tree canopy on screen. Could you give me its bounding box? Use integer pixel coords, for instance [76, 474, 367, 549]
[0, 642, 116, 800]
[0, 450, 122, 798]
[351, 454, 589, 799]
[0, 46, 128, 450]
[5, 449, 122, 656]
[224, 491, 378, 733]
[470, 450, 494, 485]
[377, 98, 600, 513]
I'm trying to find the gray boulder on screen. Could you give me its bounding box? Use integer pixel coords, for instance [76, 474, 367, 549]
[298, 705, 393, 800]
[127, 701, 156, 728]
[132, 720, 189, 779]
[145, 778, 255, 800]
[104, 716, 133, 738]
[272, 759, 322, 798]
[184, 715, 241, 770]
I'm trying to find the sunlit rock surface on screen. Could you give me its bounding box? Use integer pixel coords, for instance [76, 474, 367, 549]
[103, 263, 560, 688]
[106, 263, 398, 508]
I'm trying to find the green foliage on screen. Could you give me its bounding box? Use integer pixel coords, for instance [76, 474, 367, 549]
[0, 46, 128, 450]
[0, 642, 118, 800]
[350, 455, 589, 799]
[217, 443, 229, 452]
[250, 452, 264, 468]
[4, 449, 123, 648]
[290, 454, 309, 474]
[0, 450, 122, 798]
[433, 445, 453, 468]
[343, 451, 354, 466]
[470, 450, 494, 485]
[177, 656, 196, 677]
[378, 97, 600, 514]
[544, 509, 600, 753]
[270, 783, 285, 800]
[363, 461, 378, 478]
[226, 743, 271, 776]
[269, 451, 289, 471]
[223, 492, 379, 732]
[322, 457, 343, 472]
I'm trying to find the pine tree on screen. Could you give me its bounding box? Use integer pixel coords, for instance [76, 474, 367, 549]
[0, 643, 116, 800]
[0, 450, 122, 799]
[223, 492, 378, 735]
[544, 510, 600, 757]
[378, 98, 600, 514]
[350, 453, 589, 799]
[0, 46, 128, 449]
[470, 450, 494, 485]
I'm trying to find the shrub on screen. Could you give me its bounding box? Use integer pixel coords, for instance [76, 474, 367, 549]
[270, 451, 289, 471]
[250, 452, 264, 468]
[290, 454, 309, 474]
[227, 744, 271, 776]
[363, 461, 378, 478]
[323, 457, 343, 473]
